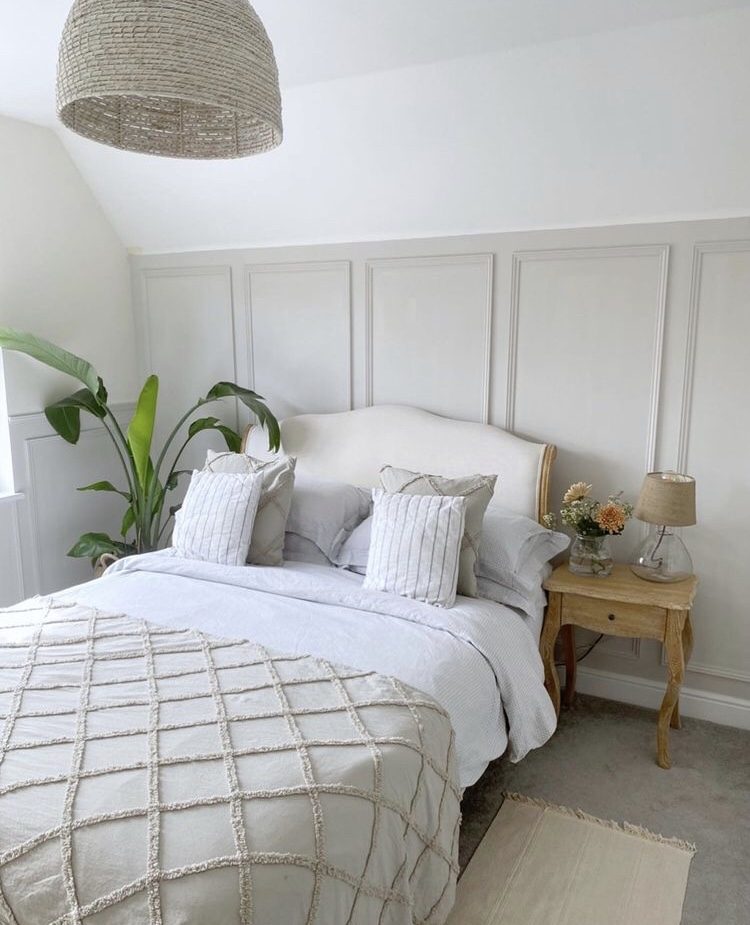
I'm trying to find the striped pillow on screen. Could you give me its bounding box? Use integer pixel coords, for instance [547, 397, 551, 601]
[172, 470, 263, 566]
[379, 466, 497, 598]
[204, 450, 296, 566]
[363, 489, 466, 608]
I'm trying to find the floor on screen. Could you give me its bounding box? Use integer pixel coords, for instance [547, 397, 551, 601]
[459, 695, 750, 925]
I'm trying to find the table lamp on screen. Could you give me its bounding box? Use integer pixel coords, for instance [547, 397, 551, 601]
[630, 471, 696, 582]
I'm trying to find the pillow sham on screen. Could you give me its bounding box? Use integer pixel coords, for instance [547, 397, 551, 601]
[286, 474, 371, 560]
[476, 567, 551, 621]
[332, 515, 371, 574]
[172, 470, 263, 566]
[477, 507, 569, 600]
[204, 450, 296, 566]
[283, 533, 333, 565]
[379, 466, 497, 597]
[363, 489, 466, 608]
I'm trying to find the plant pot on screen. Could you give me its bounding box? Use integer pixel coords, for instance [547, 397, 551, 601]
[569, 534, 613, 577]
[93, 552, 120, 578]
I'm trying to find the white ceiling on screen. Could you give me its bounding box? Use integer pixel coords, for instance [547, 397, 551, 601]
[1, 0, 749, 126]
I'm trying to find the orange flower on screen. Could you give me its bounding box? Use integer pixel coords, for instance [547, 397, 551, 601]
[595, 502, 627, 534]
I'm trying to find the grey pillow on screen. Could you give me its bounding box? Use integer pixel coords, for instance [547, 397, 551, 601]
[283, 533, 333, 566]
[379, 466, 497, 597]
[204, 450, 296, 566]
[286, 474, 372, 560]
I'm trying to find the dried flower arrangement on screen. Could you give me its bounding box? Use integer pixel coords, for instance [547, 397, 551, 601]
[543, 482, 633, 537]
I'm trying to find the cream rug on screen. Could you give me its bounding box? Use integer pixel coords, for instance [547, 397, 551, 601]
[448, 793, 695, 925]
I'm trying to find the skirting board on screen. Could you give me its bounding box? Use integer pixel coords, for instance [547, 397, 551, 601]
[574, 666, 750, 731]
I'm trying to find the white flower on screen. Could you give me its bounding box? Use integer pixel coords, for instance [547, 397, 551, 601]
[564, 482, 592, 503]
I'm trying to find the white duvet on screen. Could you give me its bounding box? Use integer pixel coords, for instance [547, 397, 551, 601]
[65, 551, 557, 787]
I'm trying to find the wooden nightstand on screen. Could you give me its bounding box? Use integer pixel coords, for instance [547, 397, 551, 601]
[541, 564, 698, 769]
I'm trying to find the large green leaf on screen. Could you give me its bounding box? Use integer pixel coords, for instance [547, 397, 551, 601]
[67, 532, 135, 559]
[205, 382, 280, 451]
[77, 480, 130, 500]
[44, 389, 105, 444]
[0, 328, 106, 404]
[127, 375, 159, 491]
[188, 416, 242, 452]
[120, 506, 136, 538]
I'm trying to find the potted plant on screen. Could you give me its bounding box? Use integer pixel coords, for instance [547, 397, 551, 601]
[543, 482, 633, 577]
[0, 328, 280, 567]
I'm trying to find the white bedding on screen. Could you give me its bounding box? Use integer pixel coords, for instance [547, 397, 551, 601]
[62, 551, 556, 787]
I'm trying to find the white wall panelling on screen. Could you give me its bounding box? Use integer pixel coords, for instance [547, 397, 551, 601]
[366, 254, 493, 422]
[671, 240, 750, 684]
[246, 261, 352, 419]
[0, 495, 24, 606]
[139, 266, 238, 472]
[130, 215, 750, 725]
[8, 404, 135, 597]
[508, 245, 669, 565]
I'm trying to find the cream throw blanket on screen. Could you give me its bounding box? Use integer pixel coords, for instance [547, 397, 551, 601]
[0, 598, 460, 925]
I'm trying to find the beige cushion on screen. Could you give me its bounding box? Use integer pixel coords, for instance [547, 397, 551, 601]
[205, 451, 296, 566]
[379, 465, 497, 597]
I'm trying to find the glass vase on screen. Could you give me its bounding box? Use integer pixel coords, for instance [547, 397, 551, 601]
[569, 534, 613, 577]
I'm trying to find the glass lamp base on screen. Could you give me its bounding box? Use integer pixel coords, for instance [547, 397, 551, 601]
[630, 526, 693, 583]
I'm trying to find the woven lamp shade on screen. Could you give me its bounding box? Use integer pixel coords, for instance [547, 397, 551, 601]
[56, 0, 282, 159]
[634, 472, 696, 527]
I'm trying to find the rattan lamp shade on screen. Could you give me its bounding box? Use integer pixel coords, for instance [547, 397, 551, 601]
[634, 472, 696, 527]
[56, 0, 283, 159]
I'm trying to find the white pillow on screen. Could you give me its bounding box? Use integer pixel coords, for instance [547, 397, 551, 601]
[476, 566, 552, 619]
[286, 474, 371, 559]
[363, 489, 466, 608]
[205, 450, 296, 566]
[477, 508, 569, 600]
[172, 470, 263, 566]
[379, 466, 497, 597]
[333, 515, 372, 574]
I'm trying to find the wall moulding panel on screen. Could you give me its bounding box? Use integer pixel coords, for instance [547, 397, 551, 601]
[671, 239, 750, 685]
[138, 265, 239, 470]
[506, 244, 669, 569]
[129, 215, 750, 719]
[8, 404, 135, 597]
[365, 254, 493, 423]
[245, 261, 352, 419]
[0, 496, 24, 606]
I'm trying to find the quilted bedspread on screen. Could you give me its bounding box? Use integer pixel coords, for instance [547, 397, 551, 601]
[0, 598, 460, 925]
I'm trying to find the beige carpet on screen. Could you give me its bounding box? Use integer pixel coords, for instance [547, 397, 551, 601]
[448, 792, 695, 925]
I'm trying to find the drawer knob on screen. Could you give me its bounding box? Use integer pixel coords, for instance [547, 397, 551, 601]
[608, 613, 616, 621]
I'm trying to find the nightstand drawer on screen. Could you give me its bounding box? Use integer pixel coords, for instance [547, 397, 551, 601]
[561, 594, 666, 640]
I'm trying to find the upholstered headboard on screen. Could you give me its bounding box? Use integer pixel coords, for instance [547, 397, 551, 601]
[244, 405, 556, 522]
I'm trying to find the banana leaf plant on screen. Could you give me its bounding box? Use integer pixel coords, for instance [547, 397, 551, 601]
[0, 328, 280, 563]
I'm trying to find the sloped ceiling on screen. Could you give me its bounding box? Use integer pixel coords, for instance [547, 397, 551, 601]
[2, 0, 750, 251]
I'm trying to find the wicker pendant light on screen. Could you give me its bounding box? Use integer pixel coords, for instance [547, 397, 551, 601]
[56, 0, 283, 159]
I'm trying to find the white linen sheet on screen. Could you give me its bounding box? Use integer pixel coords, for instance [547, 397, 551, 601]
[63, 551, 557, 787]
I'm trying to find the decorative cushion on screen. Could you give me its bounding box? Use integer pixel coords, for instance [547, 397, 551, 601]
[172, 470, 263, 566]
[379, 466, 497, 597]
[363, 489, 466, 608]
[205, 450, 296, 566]
[286, 474, 372, 560]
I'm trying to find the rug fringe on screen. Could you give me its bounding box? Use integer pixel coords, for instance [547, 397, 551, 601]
[502, 791, 697, 856]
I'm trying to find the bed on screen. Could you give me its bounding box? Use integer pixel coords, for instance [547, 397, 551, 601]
[0, 405, 558, 925]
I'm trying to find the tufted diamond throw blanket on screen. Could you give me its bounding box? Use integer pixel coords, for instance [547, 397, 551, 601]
[0, 599, 460, 925]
